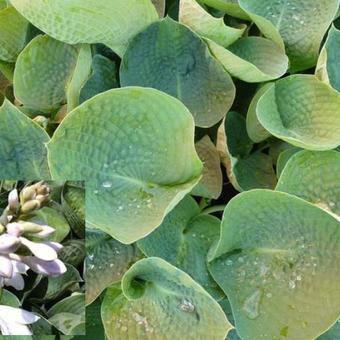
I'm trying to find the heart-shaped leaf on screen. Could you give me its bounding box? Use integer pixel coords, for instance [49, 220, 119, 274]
[0, 6, 29, 62]
[256, 75, 340, 150]
[209, 189, 340, 340]
[137, 196, 223, 298]
[14, 35, 92, 112]
[101, 257, 232, 339]
[316, 25, 340, 92]
[276, 150, 340, 217]
[120, 17, 235, 128]
[85, 228, 141, 305]
[10, 0, 158, 57]
[179, 0, 246, 48]
[192, 135, 223, 199]
[0, 99, 50, 179]
[47, 87, 203, 244]
[238, 0, 339, 72]
[207, 37, 289, 83]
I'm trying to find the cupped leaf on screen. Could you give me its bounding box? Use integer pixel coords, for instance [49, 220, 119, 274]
[10, 0, 158, 57]
[14, 35, 92, 112]
[85, 228, 140, 305]
[0, 6, 29, 62]
[199, 0, 249, 20]
[246, 83, 272, 143]
[179, 0, 246, 47]
[276, 150, 340, 217]
[47, 87, 203, 244]
[0, 99, 50, 179]
[192, 135, 223, 199]
[217, 112, 276, 191]
[120, 17, 235, 128]
[209, 189, 340, 340]
[238, 0, 339, 72]
[137, 196, 223, 298]
[315, 25, 340, 92]
[256, 75, 340, 150]
[102, 257, 232, 339]
[207, 37, 288, 83]
[79, 54, 118, 104]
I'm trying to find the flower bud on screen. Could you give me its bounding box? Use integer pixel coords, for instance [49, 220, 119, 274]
[17, 222, 43, 234]
[20, 186, 37, 204]
[21, 200, 41, 214]
[8, 189, 19, 212]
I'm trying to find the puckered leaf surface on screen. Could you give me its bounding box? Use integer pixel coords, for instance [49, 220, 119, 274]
[47, 87, 202, 244]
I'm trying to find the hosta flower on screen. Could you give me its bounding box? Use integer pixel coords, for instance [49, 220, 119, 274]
[0, 305, 39, 335]
[0, 183, 67, 290]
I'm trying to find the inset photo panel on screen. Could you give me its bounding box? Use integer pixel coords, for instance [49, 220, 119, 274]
[0, 180, 85, 336]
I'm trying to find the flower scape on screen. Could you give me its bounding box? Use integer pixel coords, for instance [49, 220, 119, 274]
[0, 0, 340, 339]
[0, 181, 85, 336]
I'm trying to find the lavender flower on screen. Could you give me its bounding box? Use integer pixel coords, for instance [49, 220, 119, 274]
[0, 183, 67, 290]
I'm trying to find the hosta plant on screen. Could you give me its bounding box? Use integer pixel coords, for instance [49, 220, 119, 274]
[0, 0, 339, 339]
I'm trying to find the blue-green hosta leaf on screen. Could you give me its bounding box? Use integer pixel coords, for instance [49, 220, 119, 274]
[256, 75, 340, 150]
[0, 99, 50, 179]
[316, 25, 340, 92]
[318, 320, 340, 339]
[276, 147, 301, 178]
[79, 54, 118, 104]
[85, 228, 141, 305]
[192, 135, 223, 199]
[137, 196, 223, 299]
[276, 150, 340, 218]
[0, 289, 21, 308]
[179, 0, 246, 47]
[101, 258, 232, 339]
[47, 87, 203, 244]
[238, 0, 339, 72]
[199, 0, 249, 20]
[10, 0, 158, 57]
[207, 37, 288, 83]
[217, 112, 276, 191]
[0, 6, 29, 62]
[246, 83, 272, 143]
[209, 190, 340, 340]
[120, 17, 235, 128]
[14, 35, 92, 112]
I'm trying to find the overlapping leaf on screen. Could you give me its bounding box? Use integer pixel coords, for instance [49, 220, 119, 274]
[14, 35, 92, 112]
[120, 17, 235, 127]
[316, 25, 340, 92]
[238, 0, 340, 72]
[0, 99, 50, 179]
[207, 37, 288, 83]
[276, 150, 340, 217]
[256, 75, 340, 150]
[179, 0, 246, 47]
[10, 0, 158, 57]
[137, 196, 223, 298]
[209, 190, 340, 340]
[102, 258, 232, 339]
[47, 87, 202, 244]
